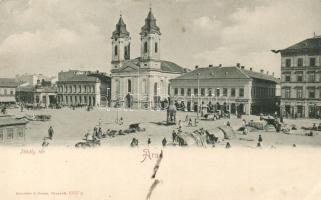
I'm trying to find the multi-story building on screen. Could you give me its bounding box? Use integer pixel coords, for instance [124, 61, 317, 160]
[16, 79, 57, 107]
[170, 65, 280, 115]
[110, 9, 186, 109]
[0, 78, 19, 106]
[280, 36, 321, 118]
[56, 70, 111, 107]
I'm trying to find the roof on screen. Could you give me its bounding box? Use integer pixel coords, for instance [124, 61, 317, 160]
[111, 57, 186, 74]
[281, 36, 321, 55]
[140, 9, 161, 35]
[283, 36, 321, 50]
[0, 117, 28, 127]
[58, 71, 99, 82]
[171, 66, 279, 83]
[112, 15, 130, 39]
[0, 78, 19, 87]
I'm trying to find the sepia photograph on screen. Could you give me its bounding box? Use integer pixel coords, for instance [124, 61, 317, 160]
[1, 0, 321, 199]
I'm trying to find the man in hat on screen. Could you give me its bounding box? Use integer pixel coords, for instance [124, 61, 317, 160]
[48, 126, 54, 140]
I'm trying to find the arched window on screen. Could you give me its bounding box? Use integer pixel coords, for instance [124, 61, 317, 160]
[154, 82, 158, 96]
[144, 42, 148, 53]
[127, 79, 132, 93]
[155, 42, 158, 53]
[114, 45, 118, 56]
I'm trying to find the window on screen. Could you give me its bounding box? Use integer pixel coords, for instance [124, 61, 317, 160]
[285, 75, 291, 82]
[17, 128, 24, 138]
[223, 88, 228, 97]
[73, 85, 76, 93]
[174, 88, 178, 95]
[10, 90, 14, 95]
[0, 129, 3, 141]
[286, 58, 291, 67]
[297, 58, 303, 67]
[208, 88, 212, 96]
[7, 128, 14, 140]
[180, 88, 185, 96]
[309, 89, 315, 98]
[201, 88, 205, 96]
[127, 79, 132, 93]
[194, 88, 198, 96]
[114, 45, 118, 56]
[310, 57, 316, 66]
[285, 88, 291, 98]
[297, 74, 303, 82]
[296, 88, 303, 99]
[155, 42, 158, 53]
[239, 88, 244, 97]
[231, 88, 236, 97]
[187, 88, 191, 96]
[216, 88, 220, 97]
[308, 73, 315, 82]
[144, 42, 148, 53]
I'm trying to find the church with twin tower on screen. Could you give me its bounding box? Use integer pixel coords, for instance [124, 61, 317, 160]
[110, 8, 186, 109]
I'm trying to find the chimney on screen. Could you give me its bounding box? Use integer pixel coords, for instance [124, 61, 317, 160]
[241, 66, 245, 69]
[209, 64, 213, 68]
[236, 63, 240, 68]
[266, 71, 269, 75]
[260, 69, 264, 73]
[195, 65, 199, 69]
[250, 67, 252, 71]
[218, 64, 222, 67]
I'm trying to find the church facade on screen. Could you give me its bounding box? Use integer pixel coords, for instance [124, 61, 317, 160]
[110, 9, 186, 109]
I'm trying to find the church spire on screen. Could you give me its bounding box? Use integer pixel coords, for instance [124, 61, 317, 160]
[112, 14, 130, 39]
[140, 8, 161, 36]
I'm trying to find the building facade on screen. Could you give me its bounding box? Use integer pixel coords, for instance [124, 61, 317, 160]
[57, 70, 111, 107]
[170, 65, 280, 115]
[16, 79, 57, 108]
[16, 74, 54, 86]
[0, 78, 19, 105]
[0, 117, 28, 144]
[110, 9, 186, 109]
[280, 36, 321, 118]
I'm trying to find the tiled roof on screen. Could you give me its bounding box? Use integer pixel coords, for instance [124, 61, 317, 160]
[58, 71, 99, 82]
[282, 37, 321, 51]
[0, 117, 28, 127]
[0, 78, 19, 87]
[111, 57, 186, 74]
[172, 66, 279, 83]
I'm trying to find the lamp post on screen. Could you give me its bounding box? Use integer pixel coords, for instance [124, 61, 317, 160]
[197, 72, 200, 119]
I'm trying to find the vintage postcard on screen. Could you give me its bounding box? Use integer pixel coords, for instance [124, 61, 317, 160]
[1, 0, 321, 199]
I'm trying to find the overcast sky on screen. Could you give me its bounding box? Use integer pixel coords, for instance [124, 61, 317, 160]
[0, 0, 321, 78]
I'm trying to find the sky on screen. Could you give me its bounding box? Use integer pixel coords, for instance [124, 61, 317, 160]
[0, 0, 321, 78]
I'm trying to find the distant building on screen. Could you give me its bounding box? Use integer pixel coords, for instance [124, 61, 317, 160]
[16, 74, 54, 86]
[110, 9, 186, 109]
[16, 79, 57, 107]
[0, 78, 19, 105]
[56, 70, 111, 106]
[170, 64, 280, 115]
[0, 117, 28, 144]
[280, 36, 321, 118]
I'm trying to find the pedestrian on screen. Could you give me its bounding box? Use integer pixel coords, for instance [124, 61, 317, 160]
[185, 114, 189, 122]
[172, 130, 177, 143]
[188, 118, 192, 126]
[257, 142, 261, 148]
[119, 116, 124, 125]
[147, 138, 151, 146]
[194, 118, 198, 127]
[225, 142, 231, 149]
[48, 126, 54, 140]
[293, 144, 296, 147]
[258, 134, 263, 143]
[162, 137, 167, 147]
[98, 127, 102, 138]
[226, 121, 230, 127]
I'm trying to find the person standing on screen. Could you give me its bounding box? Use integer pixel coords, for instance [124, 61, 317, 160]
[258, 135, 263, 143]
[147, 138, 151, 146]
[172, 130, 177, 143]
[162, 138, 167, 147]
[48, 126, 54, 140]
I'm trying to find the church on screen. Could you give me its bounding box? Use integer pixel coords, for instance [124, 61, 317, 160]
[110, 8, 186, 109]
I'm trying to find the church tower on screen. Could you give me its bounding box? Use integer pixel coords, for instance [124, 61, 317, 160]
[140, 8, 161, 69]
[111, 14, 131, 69]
